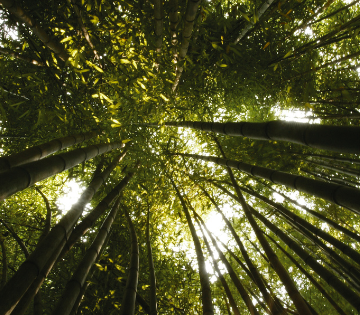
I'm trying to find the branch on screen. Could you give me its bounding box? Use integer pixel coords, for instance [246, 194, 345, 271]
[0, 47, 44, 66]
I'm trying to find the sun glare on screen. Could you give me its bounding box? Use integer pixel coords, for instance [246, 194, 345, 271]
[56, 179, 86, 214]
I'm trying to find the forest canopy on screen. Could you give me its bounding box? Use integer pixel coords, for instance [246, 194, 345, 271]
[0, 0, 360, 314]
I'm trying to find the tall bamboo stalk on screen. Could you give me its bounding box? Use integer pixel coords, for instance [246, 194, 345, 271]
[192, 210, 259, 315]
[0, 236, 7, 289]
[146, 209, 158, 315]
[0, 0, 69, 61]
[0, 142, 121, 202]
[52, 198, 121, 315]
[0, 149, 121, 315]
[265, 233, 347, 315]
[165, 120, 360, 154]
[120, 206, 139, 315]
[0, 131, 97, 173]
[171, 179, 214, 315]
[249, 205, 360, 310]
[195, 217, 241, 315]
[177, 153, 360, 215]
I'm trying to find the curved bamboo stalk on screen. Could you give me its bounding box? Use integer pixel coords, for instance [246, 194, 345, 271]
[0, 142, 120, 202]
[249, 205, 360, 310]
[52, 198, 121, 315]
[0, 131, 97, 173]
[305, 159, 360, 178]
[0, 150, 120, 315]
[300, 153, 360, 165]
[177, 153, 360, 215]
[165, 120, 360, 154]
[120, 206, 139, 315]
[302, 168, 359, 188]
[0, 0, 69, 61]
[146, 209, 158, 315]
[195, 218, 241, 315]
[171, 179, 214, 315]
[192, 209, 259, 315]
[265, 233, 347, 315]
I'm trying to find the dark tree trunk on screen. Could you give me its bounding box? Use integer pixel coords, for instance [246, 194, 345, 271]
[165, 120, 360, 154]
[52, 198, 121, 315]
[0, 142, 121, 201]
[177, 153, 360, 215]
[171, 179, 214, 315]
[0, 131, 97, 173]
[120, 206, 139, 315]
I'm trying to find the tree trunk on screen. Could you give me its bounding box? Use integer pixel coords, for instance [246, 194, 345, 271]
[171, 179, 214, 315]
[0, 150, 121, 315]
[195, 218, 241, 315]
[234, 0, 276, 44]
[0, 142, 121, 202]
[299, 153, 360, 165]
[249, 205, 360, 310]
[302, 168, 359, 188]
[154, 0, 163, 53]
[61, 166, 137, 258]
[233, 182, 360, 269]
[266, 233, 348, 315]
[166, 120, 360, 154]
[0, 0, 69, 61]
[251, 179, 360, 243]
[305, 159, 360, 178]
[120, 206, 139, 315]
[52, 197, 121, 315]
[199, 186, 286, 315]
[0, 236, 7, 289]
[192, 209, 259, 315]
[178, 153, 360, 215]
[171, 0, 201, 92]
[0, 131, 97, 173]
[226, 173, 312, 314]
[146, 209, 158, 315]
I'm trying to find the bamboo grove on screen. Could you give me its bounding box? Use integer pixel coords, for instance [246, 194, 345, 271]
[0, 0, 360, 314]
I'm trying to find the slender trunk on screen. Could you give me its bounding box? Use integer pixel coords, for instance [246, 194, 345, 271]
[304, 158, 360, 178]
[146, 209, 158, 315]
[70, 0, 100, 60]
[226, 174, 312, 314]
[52, 198, 121, 315]
[299, 153, 360, 165]
[232, 181, 360, 269]
[0, 236, 7, 289]
[198, 185, 286, 315]
[249, 205, 360, 310]
[61, 165, 136, 259]
[169, 0, 179, 63]
[234, 0, 276, 44]
[171, 0, 201, 92]
[196, 220, 241, 315]
[302, 168, 359, 188]
[0, 150, 120, 315]
[154, 0, 163, 53]
[251, 179, 360, 242]
[0, 142, 120, 202]
[192, 210, 259, 315]
[0, 220, 29, 258]
[171, 179, 214, 315]
[266, 233, 348, 315]
[120, 206, 139, 315]
[177, 153, 360, 215]
[165, 120, 360, 154]
[0, 0, 69, 61]
[0, 131, 97, 173]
